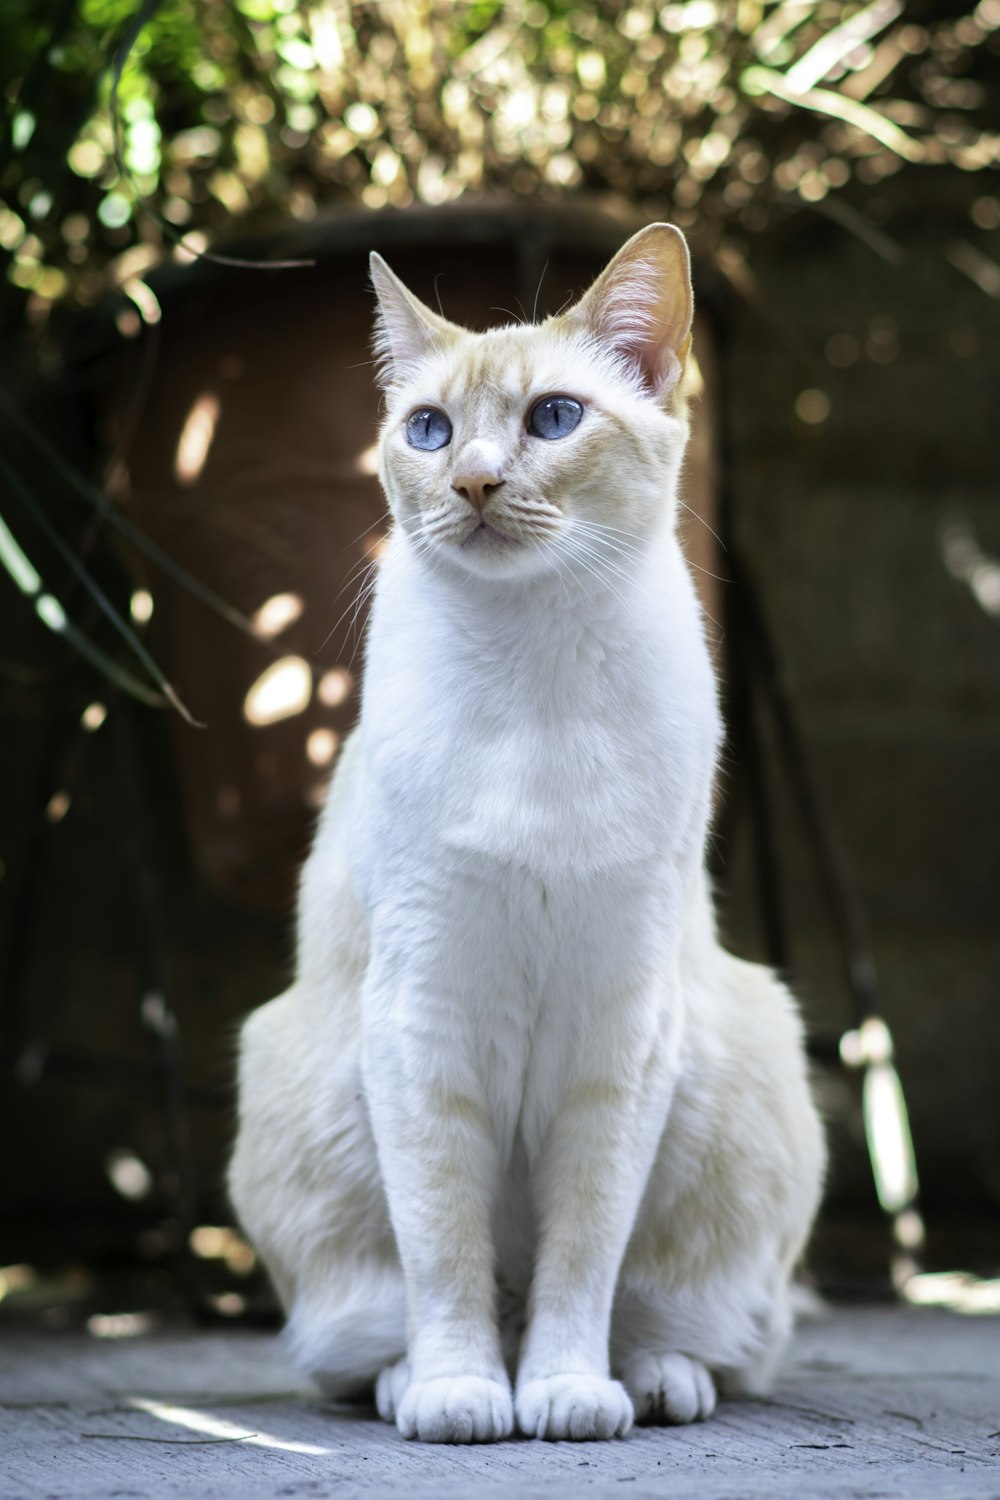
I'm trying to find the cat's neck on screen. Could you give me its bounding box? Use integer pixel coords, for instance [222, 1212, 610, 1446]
[379, 521, 685, 643]
[364, 523, 708, 725]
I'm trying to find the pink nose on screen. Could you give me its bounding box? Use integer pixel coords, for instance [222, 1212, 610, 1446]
[452, 444, 505, 511]
[453, 473, 504, 511]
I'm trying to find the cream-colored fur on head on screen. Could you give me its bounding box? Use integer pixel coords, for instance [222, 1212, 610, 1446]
[229, 223, 825, 1446]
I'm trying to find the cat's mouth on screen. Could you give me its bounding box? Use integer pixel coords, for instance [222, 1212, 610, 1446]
[461, 521, 520, 551]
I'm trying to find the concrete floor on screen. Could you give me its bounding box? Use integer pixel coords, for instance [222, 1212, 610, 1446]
[2, 1305, 999, 1500]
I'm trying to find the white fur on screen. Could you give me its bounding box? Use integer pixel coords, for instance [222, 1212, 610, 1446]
[229, 226, 825, 1445]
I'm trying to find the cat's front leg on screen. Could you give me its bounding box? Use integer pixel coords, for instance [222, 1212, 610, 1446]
[516, 1022, 679, 1442]
[363, 981, 512, 1444]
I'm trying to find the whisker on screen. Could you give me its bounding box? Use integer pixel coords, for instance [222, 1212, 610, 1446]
[560, 536, 630, 611]
[676, 496, 726, 551]
[566, 531, 639, 592]
[489, 305, 526, 327]
[316, 555, 378, 655]
[575, 517, 731, 584]
[532, 259, 550, 324]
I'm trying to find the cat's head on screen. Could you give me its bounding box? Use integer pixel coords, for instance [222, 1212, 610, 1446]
[371, 224, 694, 582]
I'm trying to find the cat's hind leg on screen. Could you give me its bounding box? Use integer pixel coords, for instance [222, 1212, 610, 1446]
[229, 987, 406, 1400]
[618, 1350, 717, 1425]
[613, 955, 825, 1423]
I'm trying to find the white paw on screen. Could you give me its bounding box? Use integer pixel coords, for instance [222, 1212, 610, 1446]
[516, 1374, 633, 1441]
[620, 1351, 717, 1425]
[395, 1375, 513, 1444]
[375, 1358, 410, 1423]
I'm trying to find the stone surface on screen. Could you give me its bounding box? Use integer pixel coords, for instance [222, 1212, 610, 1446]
[2, 1305, 999, 1500]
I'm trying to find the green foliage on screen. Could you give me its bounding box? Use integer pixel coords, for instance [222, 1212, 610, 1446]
[0, 0, 996, 312]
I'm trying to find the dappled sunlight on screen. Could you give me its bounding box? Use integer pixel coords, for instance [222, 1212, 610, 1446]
[189, 1225, 256, 1275]
[900, 1271, 1000, 1316]
[317, 666, 353, 707]
[363, 532, 389, 563]
[251, 590, 304, 639]
[80, 701, 107, 732]
[306, 727, 339, 766]
[354, 443, 379, 476]
[0, 1, 993, 313]
[129, 589, 153, 623]
[243, 655, 312, 726]
[104, 1148, 154, 1202]
[174, 393, 220, 487]
[840, 1018, 918, 1216]
[940, 518, 1000, 617]
[87, 1312, 154, 1339]
[126, 1396, 333, 1455]
[44, 790, 71, 824]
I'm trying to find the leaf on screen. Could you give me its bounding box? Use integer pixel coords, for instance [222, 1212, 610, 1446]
[0, 451, 201, 724]
[0, 386, 260, 646]
[741, 65, 925, 163]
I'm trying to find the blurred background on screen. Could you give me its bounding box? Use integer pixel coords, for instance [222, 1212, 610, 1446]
[0, 0, 997, 1336]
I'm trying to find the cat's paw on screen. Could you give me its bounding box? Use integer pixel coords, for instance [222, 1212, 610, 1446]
[395, 1375, 513, 1444]
[620, 1351, 717, 1425]
[374, 1358, 410, 1423]
[516, 1374, 633, 1441]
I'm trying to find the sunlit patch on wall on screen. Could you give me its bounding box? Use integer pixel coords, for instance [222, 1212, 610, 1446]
[317, 666, 353, 707]
[81, 701, 107, 732]
[174, 392, 220, 486]
[354, 443, 379, 476]
[105, 1148, 154, 1202]
[244, 655, 312, 726]
[45, 790, 71, 824]
[363, 532, 389, 562]
[306, 727, 339, 766]
[940, 518, 1000, 617]
[251, 591, 303, 639]
[130, 589, 154, 623]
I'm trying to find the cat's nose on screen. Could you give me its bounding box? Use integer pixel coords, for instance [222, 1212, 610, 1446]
[452, 441, 505, 511]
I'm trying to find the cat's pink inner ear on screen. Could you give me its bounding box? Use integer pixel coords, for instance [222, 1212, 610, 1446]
[369, 253, 458, 387]
[571, 224, 693, 398]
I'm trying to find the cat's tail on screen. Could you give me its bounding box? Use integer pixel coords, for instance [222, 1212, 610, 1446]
[284, 1261, 406, 1399]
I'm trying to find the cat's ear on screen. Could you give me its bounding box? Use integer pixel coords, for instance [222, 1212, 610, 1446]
[369, 252, 461, 388]
[562, 224, 693, 400]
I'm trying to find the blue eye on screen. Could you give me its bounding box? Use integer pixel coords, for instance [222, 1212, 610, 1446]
[528, 396, 583, 440]
[405, 408, 452, 451]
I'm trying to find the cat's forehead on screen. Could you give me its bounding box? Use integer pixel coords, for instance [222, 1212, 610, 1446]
[432, 323, 587, 407]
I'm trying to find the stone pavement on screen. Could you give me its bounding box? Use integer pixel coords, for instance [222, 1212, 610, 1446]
[2, 1304, 998, 1500]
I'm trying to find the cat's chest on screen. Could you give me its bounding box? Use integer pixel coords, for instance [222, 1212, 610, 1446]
[362, 625, 716, 880]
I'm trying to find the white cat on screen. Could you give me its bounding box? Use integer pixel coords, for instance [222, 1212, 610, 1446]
[228, 224, 825, 1445]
